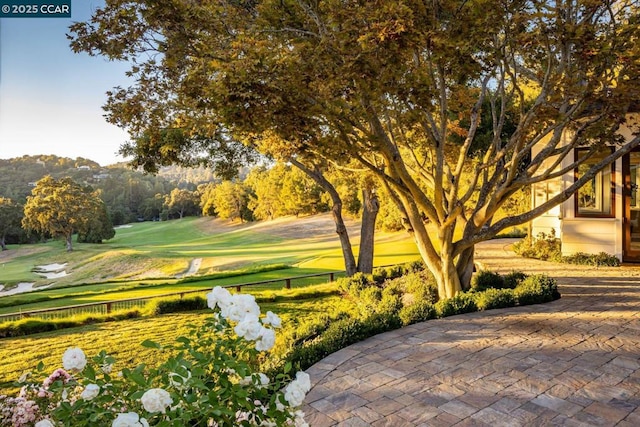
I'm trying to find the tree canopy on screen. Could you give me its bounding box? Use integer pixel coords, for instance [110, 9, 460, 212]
[0, 198, 23, 251]
[70, 0, 640, 298]
[22, 176, 115, 251]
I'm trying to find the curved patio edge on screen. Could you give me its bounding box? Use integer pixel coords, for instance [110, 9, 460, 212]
[302, 240, 640, 426]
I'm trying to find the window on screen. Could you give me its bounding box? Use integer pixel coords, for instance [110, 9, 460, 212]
[575, 148, 614, 217]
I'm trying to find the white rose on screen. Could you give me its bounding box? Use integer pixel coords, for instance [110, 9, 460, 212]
[140, 388, 173, 414]
[239, 376, 253, 386]
[234, 315, 263, 340]
[258, 373, 270, 387]
[62, 347, 87, 372]
[80, 384, 100, 401]
[112, 412, 149, 427]
[226, 294, 260, 322]
[207, 286, 232, 310]
[255, 328, 276, 352]
[283, 372, 311, 407]
[284, 383, 306, 407]
[262, 311, 281, 328]
[294, 372, 311, 393]
[35, 420, 54, 427]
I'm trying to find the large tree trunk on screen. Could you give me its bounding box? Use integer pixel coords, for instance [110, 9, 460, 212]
[456, 246, 475, 291]
[65, 233, 73, 252]
[289, 159, 357, 276]
[332, 200, 358, 276]
[356, 187, 379, 274]
[394, 191, 468, 300]
[0, 235, 7, 251]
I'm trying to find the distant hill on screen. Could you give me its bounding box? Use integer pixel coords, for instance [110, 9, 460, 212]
[0, 155, 233, 229]
[0, 155, 223, 203]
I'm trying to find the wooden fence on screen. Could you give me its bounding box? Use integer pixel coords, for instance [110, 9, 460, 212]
[0, 271, 343, 323]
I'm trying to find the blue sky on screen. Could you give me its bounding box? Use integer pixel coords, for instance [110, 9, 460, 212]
[0, 1, 133, 166]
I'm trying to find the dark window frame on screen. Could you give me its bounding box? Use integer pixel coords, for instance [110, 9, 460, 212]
[574, 147, 615, 218]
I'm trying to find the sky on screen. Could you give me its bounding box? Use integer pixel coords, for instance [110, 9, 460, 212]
[0, 1, 134, 166]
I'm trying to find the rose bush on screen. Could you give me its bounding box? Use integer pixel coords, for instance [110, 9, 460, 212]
[0, 287, 310, 426]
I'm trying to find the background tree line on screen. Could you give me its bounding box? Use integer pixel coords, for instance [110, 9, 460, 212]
[0, 154, 426, 249]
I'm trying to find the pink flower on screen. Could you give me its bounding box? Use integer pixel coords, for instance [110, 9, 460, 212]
[43, 369, 71, 388]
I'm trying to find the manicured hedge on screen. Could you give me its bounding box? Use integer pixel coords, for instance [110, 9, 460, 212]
[279, 269, 561, 375]
[0, 310, 142, 338]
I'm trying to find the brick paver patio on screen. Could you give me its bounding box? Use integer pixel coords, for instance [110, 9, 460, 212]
[302, 240, 640, 426]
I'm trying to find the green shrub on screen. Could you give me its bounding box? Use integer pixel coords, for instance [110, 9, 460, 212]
[471, 270, 505, 291]
[377, 293, 403, 314]
[562, 251, 620, 267]
[356, 286, 383, 316]
[382, 270, 438, 306]
[474, 288, 516, 310]
[434, 292, 478, 317]
[399, 301, 436, 326]
[408, 259, 426, 272]
[503, 271, 528, 289]
[0, 309, 146, 338]
[151, 296, 208, 315]
[514, 274, 560, 305]
[385, 265, 405, 281]
[371, 267, 388, 284]
[290, 315, 334, 346]
[512, 230, 562, 261]
[279, 310, 403, 373]
[337, 272, 373, 296]
[0, 319, 56, 338]
[400, 271, 438, 303]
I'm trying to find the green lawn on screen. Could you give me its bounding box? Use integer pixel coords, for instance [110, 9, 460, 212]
[0, 290, 355, 394]
[1, 216, 419, 287]
[0, 214, 417, 393]
[0, 215, 419, 315]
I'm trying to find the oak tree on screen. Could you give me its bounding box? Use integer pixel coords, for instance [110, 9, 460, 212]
[22, 176, 114, 251]
[70, 0, 640, 298]
[164, 188, 200, 219]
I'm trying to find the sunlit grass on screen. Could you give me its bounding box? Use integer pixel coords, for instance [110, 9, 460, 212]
[2, 216, 418, 288]
[0, 215, 419, 314]
[0, 291, 355, 394]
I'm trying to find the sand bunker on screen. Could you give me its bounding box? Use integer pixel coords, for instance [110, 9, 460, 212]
[33, 263, 68, 279]
[0, 282, 53, 297]
[35, 263, 67, 272]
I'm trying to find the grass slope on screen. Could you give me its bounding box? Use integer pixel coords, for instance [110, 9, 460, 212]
[0, 215, 419, 288]
[0, 214, 419, 314]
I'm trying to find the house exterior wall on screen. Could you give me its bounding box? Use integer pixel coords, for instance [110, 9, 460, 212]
[530, 114, 640, 260]
[557, 154, 624, 259]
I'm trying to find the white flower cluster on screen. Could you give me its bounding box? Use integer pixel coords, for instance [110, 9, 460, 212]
[61, 347, 87, 372]
[283, 372, 311, 407]
[206, 286, 281, 351]
[10, 287, 310, 427]
[112, 412, 149, 427]
[140, 388, 173, 414]
[80, 384, 99, 401]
